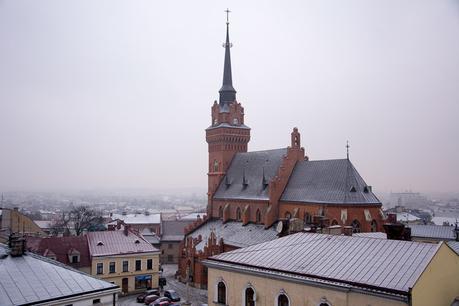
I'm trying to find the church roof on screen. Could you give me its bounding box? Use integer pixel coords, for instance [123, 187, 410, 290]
[280, 158, 380, 205]
[213, 148, 288, 201]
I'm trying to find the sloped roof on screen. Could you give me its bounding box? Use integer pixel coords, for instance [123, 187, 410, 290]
[87, 230, 158, 257]
[26, 235, 90, 268]
[409, 224, 457, 240]
[281, 159, 380, 205]
[214, 148, 287, 201]
[0, 244, 118, 306]
[447, 241, 459, 255]
[161, 220, 194, 242]
[353, 232, 387, 239]
[186, 219, 278, 251]
[209, 232, 440, 294]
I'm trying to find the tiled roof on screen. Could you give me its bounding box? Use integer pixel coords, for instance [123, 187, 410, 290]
[214, 148, 287, 201]
[87, 230, 158, 257]
[186, 219, 278, 251]
[111, 213, 161, 224]
[0, 244, 118, 306]
[26, 235, 91, 268]
[281, 159, 380, 205]
[447, 241, 459, 255]
[409, 224, 457, 240]
[209, 232, 440, 294]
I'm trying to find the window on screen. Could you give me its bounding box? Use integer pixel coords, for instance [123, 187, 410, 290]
[236, 207, 242, 221]
[245, 287, 255, 306]
[233, 118, 239, 125]
[168, 243, 173, 249]
[277, 294, 289, 306]
[331, 219, 339, 226]
[217, 281, 226, 304]
[135, 260, 141, 271]
[147, 259, 153, 270]
[304, 212, 312, 224]
[92, 299, 101, 304]
[284, 211, 291, 219]
[168, 255, 173, 262]
[213, 160, 219, 172]
[135, 275, 152, 290]
[122, 260, 129, 272]
[351, 220, 361, 233]
[71, 255, 79, 263]
[371, 219, 377, 232]
[214, 118, 218, 125]
[219, 206, 223, 219]
[256, 209, 261, 224]
[109, 262, 115, 273]
[96, 263, 103, 275]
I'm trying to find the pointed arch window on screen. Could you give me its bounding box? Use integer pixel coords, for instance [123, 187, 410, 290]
[304, 212, 312, 224]
[351, 219, 361, 233]
[284, 211, 291, 220]
[277, 294, 289, 306]
[331, 219, 339, 226]
[236, 207, 242, 221]
[217, 281, 226, 304]
[213, 160, 219, 172]
[256, 209, 261, 224]
[245, 287, 255, 306]
[370, 219, 377, 232]
[218, 206, 223, 219]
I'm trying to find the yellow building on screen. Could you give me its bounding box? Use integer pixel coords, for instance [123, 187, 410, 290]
[205, 232, 459, 306]
[87, 229, 160, 294]
[0, 207, 44, 243]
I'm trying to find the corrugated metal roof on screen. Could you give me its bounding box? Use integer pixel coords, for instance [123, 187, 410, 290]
[186, 219, 278, 251]
[209, 232, 440, 293]
[353, 232, 387, 239]
[214, 148, 287, 201]
[409, 224, 456, 240]
[281, 159, 380, 204]
[0, 244, 118, 306]
[87, 230, 158, 257]
[447, 241, 459, 255]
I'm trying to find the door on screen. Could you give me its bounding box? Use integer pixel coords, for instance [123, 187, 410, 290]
[122, 277, 128, 294]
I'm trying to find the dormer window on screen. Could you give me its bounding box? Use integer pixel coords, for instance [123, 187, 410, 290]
[350, 186, 357, 192]
[97, 241, 104, 246]
[134, 239, 140, 244]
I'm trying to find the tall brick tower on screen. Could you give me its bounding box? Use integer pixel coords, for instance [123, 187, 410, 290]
[206, 13, 250, 216]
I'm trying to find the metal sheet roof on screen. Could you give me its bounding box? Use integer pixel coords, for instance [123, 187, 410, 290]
[87, 230, 158, 257]
[214, 148, 287, 201]
[0, 244, 118, 306]
[447, 241, 459, 255]
[409, 224, 456, 240]
[161, 220, 194, 241]
[186, 219, 278, 251]
[281, 159, 380, 205]
[209, 232, 440, 293]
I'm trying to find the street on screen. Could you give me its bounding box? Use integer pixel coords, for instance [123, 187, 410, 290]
[118, 264, 208, 306]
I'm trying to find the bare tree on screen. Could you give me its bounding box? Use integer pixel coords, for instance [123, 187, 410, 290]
[51, 205, 104, 236]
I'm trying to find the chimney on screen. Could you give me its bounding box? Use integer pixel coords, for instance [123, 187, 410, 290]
[8, 233, 26, 257]
[343, 226, 353, 236]
[288, 218, 304, 234]
[387, 213, 397, 224]
[124, 224, 130, 236]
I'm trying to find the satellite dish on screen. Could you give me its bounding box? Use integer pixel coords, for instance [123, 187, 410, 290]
[276, 221, 283, 233]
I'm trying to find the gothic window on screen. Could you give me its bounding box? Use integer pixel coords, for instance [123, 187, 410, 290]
[236, 207, 242, 221]
[285, 211, 291, 219]
[351, 220, 361, 233]
[217, 281, 226, 304]
[233, 118, 239, 125]
[277, 294, 289, 306]
[218, 206, 223, 219]
[304, 212, 312, 224]
[256, 209, 261, 224]
[213, 160, 219, 172]
[331, 219, 339, 226]
[371, 219, 377, 232]
[245, 287, 255, 306]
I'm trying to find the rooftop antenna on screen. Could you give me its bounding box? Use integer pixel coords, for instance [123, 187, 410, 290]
[225, 8, 231, 24]
[346, 140, 350, 160]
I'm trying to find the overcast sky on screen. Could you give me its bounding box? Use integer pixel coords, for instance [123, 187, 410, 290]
[0, 0, 458, 193]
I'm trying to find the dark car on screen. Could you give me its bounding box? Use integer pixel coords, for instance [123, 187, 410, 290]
[144, 294, 160, 305]
[149, 297, 171, 306]
[163, 290, 180, 302]
[137, 289, 160, 303]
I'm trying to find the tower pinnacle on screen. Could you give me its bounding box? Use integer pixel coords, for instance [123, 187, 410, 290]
[219, 9, 236, 106]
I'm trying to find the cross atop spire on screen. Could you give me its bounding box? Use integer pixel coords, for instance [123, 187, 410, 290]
[219, 9, 236, 107]
[346, 141, 350, 160]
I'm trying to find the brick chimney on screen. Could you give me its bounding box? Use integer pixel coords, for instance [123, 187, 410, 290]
[8, 233, 26, 257]
[343, 226, 353, 236]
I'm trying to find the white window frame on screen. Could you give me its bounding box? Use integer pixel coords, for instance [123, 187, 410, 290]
[214, 277, 228, 305]
[274, 289, 290, 306]
[242, 282, 257, 306]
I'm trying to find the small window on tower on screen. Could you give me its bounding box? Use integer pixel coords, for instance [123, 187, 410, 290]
[233, 118, 239, 125]
[214, 118, 218, 125]
[213, 160, 219, 172]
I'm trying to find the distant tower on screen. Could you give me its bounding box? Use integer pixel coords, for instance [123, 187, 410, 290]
[206, 10, 250, 216]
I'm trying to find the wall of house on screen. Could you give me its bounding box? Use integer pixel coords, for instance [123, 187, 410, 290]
[91, 252, 159, 294]
[160, 240, 181, 264]
[47, 290, 118, 306]
[411, 243, 459, 306]
[279, 203, 384, 232]
[0, 208, 44, 243]
[208, 267, 408, 306]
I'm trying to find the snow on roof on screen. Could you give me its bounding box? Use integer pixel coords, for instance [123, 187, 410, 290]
[87, 231, 158, 257]
[396, 212, 420, 222]
[111, 213, 161, 224]
[180, 213, 206, 220]
[431, 216, 458, 226]
[33, 220, 53, 229]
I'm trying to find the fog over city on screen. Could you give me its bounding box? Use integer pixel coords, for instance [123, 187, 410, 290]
[1, 0, 458, 194]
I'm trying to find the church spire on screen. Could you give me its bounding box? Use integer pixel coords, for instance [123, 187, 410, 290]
[219, 9, 236, 106]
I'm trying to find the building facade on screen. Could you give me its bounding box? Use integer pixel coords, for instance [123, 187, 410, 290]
[87, 229, 160, 294]
[0, 207, 44, 243]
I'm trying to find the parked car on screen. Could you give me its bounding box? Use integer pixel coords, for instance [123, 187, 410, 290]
[144, 294, 160, 305]
[149, 297, 171, 306]
[137, 289, 160, 303]
[164, 289, 180, 302]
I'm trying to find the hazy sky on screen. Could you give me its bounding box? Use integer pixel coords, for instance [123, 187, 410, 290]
[1, 0, 458, 193]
